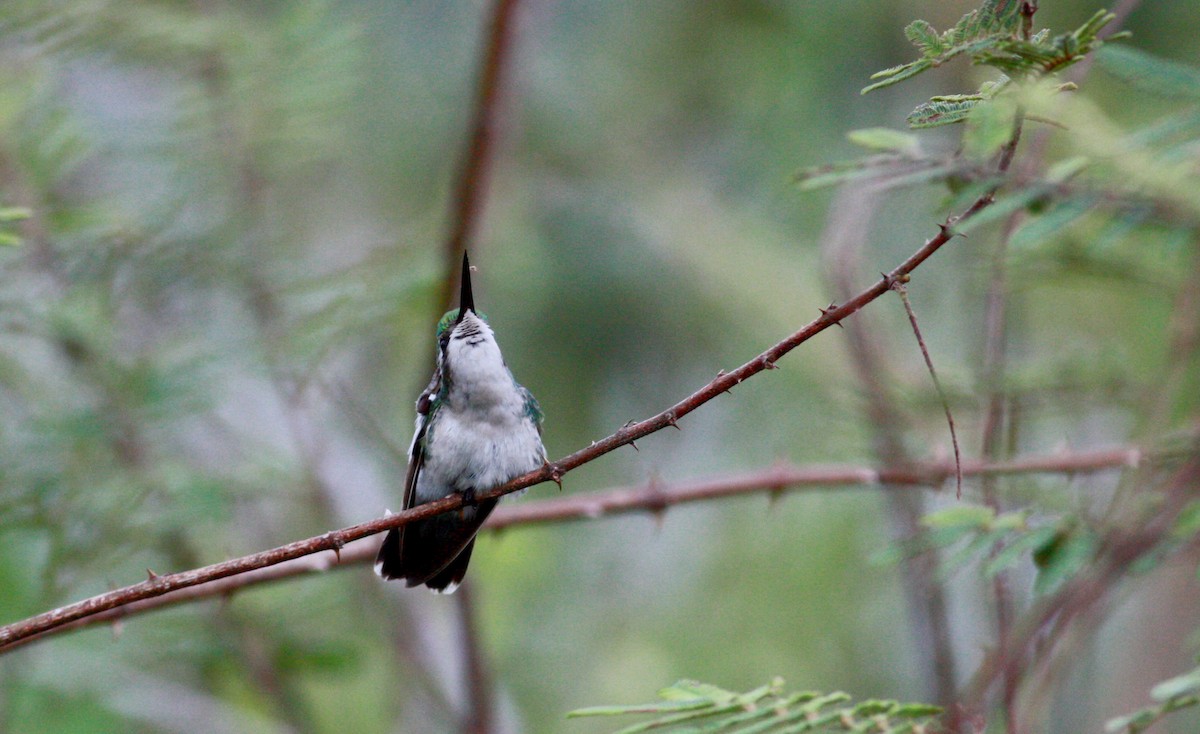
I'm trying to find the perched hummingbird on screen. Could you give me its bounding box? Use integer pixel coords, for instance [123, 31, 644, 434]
[375, 252, 546, 593]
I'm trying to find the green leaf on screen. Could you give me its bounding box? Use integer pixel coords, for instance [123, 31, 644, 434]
[1097, 45, 1200, 99]
[1105, 709, 1159, 733]
[907, 97, 981, 128]
[990, 510, 1028, 531]
[851, 699, 898, 716]
[893, 703, 944, 717]
[571, 680, 944, 732]
[984, 525, 1060, 576]
[904, 20, 942, 54]
[1151, 667, 1200, 702]
[846, 128, 922, 156]
[862, 59, 933, 94]
[921, 505, 995, 529]
[0, 207, 32, 222]
[1033, 528, 1097, 596]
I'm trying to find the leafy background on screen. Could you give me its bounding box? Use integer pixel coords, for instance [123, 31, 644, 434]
[1, 1, 1199, 732]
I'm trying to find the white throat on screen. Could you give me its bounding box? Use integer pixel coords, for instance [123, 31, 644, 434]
[444, 312, 515, 411]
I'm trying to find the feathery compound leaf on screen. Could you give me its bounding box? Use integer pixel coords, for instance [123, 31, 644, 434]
[904, 19, 943, 54]
[861, 59, 933, 94]
[907, 97, 982, 128]
[866, 2, 1116, 101]
[567, 680, 941, 732]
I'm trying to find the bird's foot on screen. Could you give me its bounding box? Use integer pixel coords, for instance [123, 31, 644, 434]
[460, 486, 477, 507]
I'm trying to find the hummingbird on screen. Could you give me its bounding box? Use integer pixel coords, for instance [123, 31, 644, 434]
[375, 252, 546, 593]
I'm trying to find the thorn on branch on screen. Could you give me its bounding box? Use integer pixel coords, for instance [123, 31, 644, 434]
[716, 369, 737, 395]
[146, 569, 159, 582]
[819, 303, 845, 329]
[664, 411, 682, 429]
[759, 355, 779, 371]
[629, 440, 639, 452]
[324, 531, 345, 563]
[937, 222, 964, 240]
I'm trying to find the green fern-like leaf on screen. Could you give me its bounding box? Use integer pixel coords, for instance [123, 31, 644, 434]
[863, 0, 1024, 94]
[907, 96, 983, 128]
[904, 19, 943, 55]
[862, 60, 934, 94]
[568, 679, 941, 733]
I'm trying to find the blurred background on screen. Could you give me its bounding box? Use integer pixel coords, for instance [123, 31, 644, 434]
[1, 1, 1198, 732]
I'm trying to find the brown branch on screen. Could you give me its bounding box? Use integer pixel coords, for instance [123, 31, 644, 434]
[978, 144, 1026, 734]
[456, 584, 495, 734]
[438, 0, 521, 311]
[0, 180, 1013, 652]
[0, 447, 1147, 653]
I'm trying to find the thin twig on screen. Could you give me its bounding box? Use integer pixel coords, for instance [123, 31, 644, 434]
[892, 282, 963, 499]
[0, 447, 1147, 653]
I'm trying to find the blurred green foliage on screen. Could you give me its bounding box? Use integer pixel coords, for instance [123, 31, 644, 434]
[1, 1, 1199, 733]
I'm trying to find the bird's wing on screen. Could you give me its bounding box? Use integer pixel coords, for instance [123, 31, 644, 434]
[520, 385, 544, 435]
[401, 367, 441, 514]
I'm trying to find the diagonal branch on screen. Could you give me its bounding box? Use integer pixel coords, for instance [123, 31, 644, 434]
[0, 446, 1147, 654]
[0, 184, 1007, 652]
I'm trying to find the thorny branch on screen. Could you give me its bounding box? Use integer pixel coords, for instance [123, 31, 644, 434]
[0, 446, 1148, 653]
[0, 130, 1027, 651]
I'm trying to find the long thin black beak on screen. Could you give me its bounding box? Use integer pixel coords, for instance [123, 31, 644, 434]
[455, 251, 474, 324]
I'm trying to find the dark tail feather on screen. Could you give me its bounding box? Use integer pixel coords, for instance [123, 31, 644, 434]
[421, 539, 475, 593]
[374, 527, 404, 580]
[375, 498, 496, 592]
